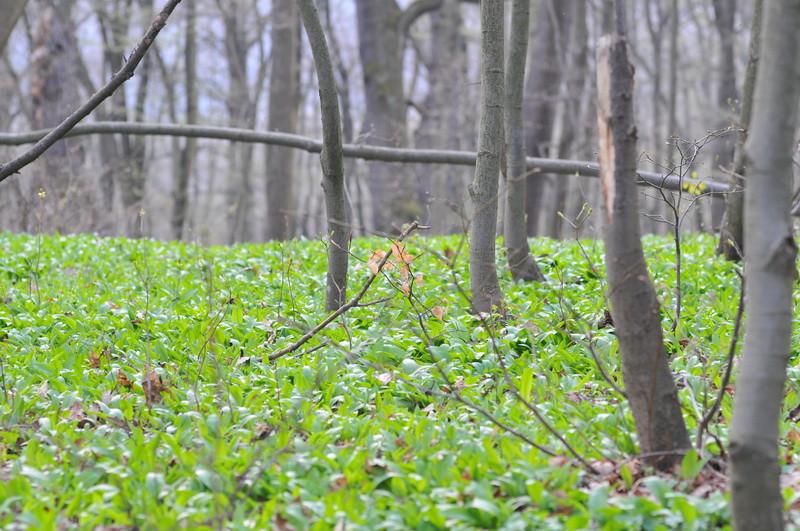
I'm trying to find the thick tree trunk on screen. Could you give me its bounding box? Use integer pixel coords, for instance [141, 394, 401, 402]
[297, 0, 349, 312]
[596, 19, 690, 470]
[468, 0, 504, 313]
[718, 0, 762, 261]
[503, 0, 544, 282]
[729, 0, 800, 528]
[30, 2, 89, 231]
[266, 0, 301, 241]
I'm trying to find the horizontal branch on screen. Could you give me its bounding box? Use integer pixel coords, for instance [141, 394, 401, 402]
[0, 121, 731, 194]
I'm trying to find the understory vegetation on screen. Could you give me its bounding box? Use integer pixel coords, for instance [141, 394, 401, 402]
[0, 230, 798, 529]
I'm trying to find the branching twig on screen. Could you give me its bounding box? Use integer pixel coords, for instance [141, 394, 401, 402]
[0, 0, 182, 183]
[267, 222, 426, 361]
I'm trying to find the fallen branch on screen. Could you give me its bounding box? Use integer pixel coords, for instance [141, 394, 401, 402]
[0, 121, 731, 195]
[0, 0, 182, 183]
[267, 221, 427, 361]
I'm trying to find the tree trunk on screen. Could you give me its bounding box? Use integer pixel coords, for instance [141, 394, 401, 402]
[171, 0, 197, 240]
[718, 0, 762, 261]
[596, 10, 690, 470]
[297, 0, 349, 312]
[30, 1, 89, 231]
[266, 0, 301, 241]
[355, 0, 411, 234]
[468, 0, 504, 313]
[729, 0, 800, 527]
[504, 0, 544, 282]
[707, 0, 738, 233]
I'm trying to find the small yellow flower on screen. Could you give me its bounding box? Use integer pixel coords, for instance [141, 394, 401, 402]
[38, 188, 46, 199]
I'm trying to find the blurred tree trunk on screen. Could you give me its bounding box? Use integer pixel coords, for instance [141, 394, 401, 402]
[549, 0, 590, 239]
[729, 0, 800, 527]
[707, 0, 738, 233]
[266, 0, 300, 240]
[718, 0, 762, 261]
[218, 0, 268, 243]
[30, 0, 89, 231]
[414, 0, 470, 234]
[0, 0, 28, 53]
[469, 0, 504, 313]
[503, 0, 544, 282]
[94, 0, 153, 236]
[596, 7, 690, 470]
[524, 1, 567, 236]
[354, 0, 409, 234]
[171, 0, 197, 240]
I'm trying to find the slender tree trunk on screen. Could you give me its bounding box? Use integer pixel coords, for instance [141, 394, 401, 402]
[297, 0, 349, 312]
[504, 0, 544, 282]
[718, 0, 762, 261]
[266, 0, 300, 240]
[729, 1, 800, 528]
[596, 6, 690, 470]
[171, 0, 197, 240]
[469, 0, 504, 313]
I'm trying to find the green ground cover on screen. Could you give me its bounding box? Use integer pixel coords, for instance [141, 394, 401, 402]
[0, 230, 795, 529]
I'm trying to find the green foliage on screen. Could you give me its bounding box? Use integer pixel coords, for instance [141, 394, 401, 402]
[0, 231, 786, 528]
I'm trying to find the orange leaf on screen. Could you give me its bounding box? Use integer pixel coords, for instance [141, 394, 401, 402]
[117, 371, 133, 389]
[431, 306, 445, 319]
[88, 350, 102, 369]
[391, 242, 415, 264]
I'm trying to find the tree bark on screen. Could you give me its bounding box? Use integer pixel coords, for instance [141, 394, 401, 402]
[717, 0, 763, 261]
[468, 0, 504, 313]
[296, 0, 349, 312]
[596, 12, 690, 470]
[729, 0, 800, 528]
[503, 0, 544, 282]
[266, 0, 300, 241]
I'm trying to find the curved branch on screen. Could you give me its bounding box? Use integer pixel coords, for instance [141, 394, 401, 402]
[399, 0, 443, 37]
[0, 0, 182, 183]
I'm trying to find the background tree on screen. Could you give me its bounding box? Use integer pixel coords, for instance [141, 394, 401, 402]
[718, 0, 763, 261]
[729, 0, 800, 527]
[503, 0, 544, 282]
[266, 0, 301, 241]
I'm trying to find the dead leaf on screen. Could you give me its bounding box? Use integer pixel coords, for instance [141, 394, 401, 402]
[88, 350, 102, 368]
[431, 306, 445, 319]
[117, 371, 133, 389]
[391, 242, 415, 264]
[36, 381, 49, 396]
[367, 250, 392, 274]
[143, 371, 167, 405]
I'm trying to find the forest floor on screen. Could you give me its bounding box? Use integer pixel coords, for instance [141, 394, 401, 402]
[0, 230, 798, 529]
